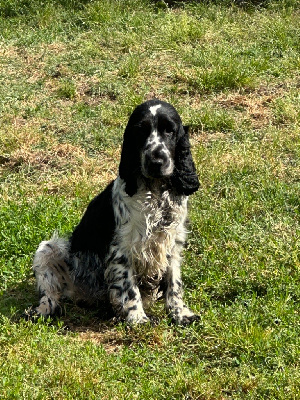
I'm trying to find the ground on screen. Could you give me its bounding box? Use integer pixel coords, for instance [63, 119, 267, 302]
[0, 0, 299, 398]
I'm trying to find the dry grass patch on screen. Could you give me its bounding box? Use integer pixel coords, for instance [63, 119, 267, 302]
[4, 143, 86, 170]
[214, 83, 298, 129]
[0, 121, 47, 154]
[77, 330, 124, 354]
[216, 92, 273, 129]
[76, 323, 175, 353]
[1, 141, 119, 200]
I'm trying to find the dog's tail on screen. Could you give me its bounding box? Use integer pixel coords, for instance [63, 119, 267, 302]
[30, 234, 73, 317]
[33, 234, 69, 271]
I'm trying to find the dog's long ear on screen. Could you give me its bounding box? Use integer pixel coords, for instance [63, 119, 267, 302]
[118, 125, 141, 197]
[171, 125, 199, 196]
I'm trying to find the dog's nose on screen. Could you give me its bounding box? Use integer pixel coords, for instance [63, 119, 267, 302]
[143, 148, 171, 178]
[152, 146, 167, 163]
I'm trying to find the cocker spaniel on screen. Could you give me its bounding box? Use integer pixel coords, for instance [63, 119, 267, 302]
[28, 99, 200, 325]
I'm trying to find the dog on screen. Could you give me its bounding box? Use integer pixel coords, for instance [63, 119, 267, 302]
[27, 99, 200, 325]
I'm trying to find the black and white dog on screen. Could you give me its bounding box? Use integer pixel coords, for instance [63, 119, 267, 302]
[29, 99, 200, 325]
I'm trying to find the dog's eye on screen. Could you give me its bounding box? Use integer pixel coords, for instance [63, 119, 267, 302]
[134, 121, 151, 144]
[162, 125, 174, 138]
[136, 120, 151, 134]
[164, 130, 173, 137]
[158, 119, 175, 137]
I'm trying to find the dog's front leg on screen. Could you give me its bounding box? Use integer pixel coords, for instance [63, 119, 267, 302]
[165, 244, 200, 325]
[104, 251, 149, 324]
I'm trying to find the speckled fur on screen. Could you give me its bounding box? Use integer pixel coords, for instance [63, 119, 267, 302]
[29, 100, 200, 325]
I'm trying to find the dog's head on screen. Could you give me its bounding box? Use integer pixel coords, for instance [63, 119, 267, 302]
[119, 99, 199, 196]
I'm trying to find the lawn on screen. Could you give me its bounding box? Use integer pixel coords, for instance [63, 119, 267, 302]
[0, 0, 299, 398]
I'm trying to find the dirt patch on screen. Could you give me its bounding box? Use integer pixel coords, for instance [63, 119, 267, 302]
[215, 84, 286, 128]
[71, 322, 124, 354]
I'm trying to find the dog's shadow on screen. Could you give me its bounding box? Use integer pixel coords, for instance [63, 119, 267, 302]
[1, 278, 172, 353]
[0, 281, 137, 352]
[1, 276, 116, 330]
[1, 277, 164, 343]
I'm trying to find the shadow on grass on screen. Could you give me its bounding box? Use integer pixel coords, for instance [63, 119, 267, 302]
[0, 277, 37, 318]
[0, 280, 173, 352]
[0, 0, 288, 21]
[207, 282, 268, 305]
[156, 0, 280, 8]
[0, 277, 116, 332]
[0, 0, 91, 19]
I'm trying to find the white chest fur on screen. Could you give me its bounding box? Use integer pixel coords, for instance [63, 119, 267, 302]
[112, 177, 188, 278]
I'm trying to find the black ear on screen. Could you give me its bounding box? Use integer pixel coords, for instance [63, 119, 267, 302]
[171, 125, 199, 196]
[118, 125, 141, 197]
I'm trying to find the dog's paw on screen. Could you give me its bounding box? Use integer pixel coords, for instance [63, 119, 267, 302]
[125, 311, 150, 325]
[21, 305, 58, 322]
[21, 306, 43, 322]
[175, 313, 200, 326]
[169, 306, 200, 326]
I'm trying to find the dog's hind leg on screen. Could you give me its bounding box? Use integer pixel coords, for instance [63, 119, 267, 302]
[28, 236, 74, 319]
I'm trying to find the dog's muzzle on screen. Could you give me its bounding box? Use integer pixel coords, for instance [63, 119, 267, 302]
[142, 145, 174, 178]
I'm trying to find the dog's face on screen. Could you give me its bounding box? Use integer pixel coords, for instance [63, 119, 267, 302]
[119, 99, 199, 196]
[129, 101, 181, 179]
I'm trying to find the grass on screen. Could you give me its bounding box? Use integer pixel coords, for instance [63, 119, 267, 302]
[0, 0, 299, 398]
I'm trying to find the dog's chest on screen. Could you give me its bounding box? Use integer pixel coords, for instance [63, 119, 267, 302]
[115, 186, 186, 277]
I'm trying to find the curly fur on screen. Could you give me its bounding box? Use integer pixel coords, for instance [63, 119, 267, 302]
[27, 99, 200, 325]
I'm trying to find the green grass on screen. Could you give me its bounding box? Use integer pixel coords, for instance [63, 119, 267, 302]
[0, 0, 300, 398]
